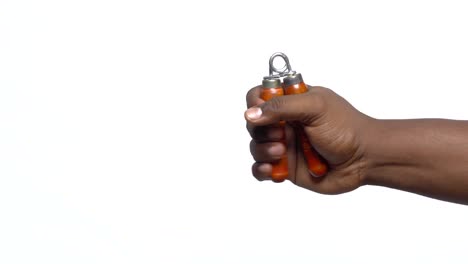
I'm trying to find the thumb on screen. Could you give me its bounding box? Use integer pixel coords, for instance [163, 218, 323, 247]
[244, 92, 325, 126]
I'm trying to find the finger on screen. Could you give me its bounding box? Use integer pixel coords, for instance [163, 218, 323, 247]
[244, 91, 326, 126]
[247, 124, 285, 142]
[246, 86, 264, 108]
[252, 163, 272, 181]
[292, 149, 326, 191]
[250, 140, 286, 162]
[294, 168, 344, 195]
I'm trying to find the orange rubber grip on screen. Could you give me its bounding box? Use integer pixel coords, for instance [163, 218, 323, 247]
[260, 87, 289, 182]
[284, 81, 328, 177]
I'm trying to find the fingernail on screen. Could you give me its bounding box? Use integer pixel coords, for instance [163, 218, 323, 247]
[257, 163, 272, 181]
[246, 107, 262, 120]
[269, 144, 285, 156]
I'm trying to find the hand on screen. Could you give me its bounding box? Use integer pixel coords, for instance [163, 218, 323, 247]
[245, 85, 374, 194]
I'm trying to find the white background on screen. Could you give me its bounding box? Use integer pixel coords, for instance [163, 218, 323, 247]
[1, 0, 468, 263]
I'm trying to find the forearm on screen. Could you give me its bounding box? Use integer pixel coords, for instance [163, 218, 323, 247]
[363, 119, 468, 204]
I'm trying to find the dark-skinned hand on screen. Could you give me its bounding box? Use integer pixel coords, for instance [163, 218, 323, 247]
[245, 85, 373, 194]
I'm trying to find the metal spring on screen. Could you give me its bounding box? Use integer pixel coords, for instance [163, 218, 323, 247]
[264, 52, 296, 80]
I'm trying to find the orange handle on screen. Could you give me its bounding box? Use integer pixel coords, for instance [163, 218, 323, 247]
[260, 86, 288, 182]
[284, 81, 328, 177]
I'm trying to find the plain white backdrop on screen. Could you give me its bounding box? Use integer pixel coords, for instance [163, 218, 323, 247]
[1, 0, 468, 263]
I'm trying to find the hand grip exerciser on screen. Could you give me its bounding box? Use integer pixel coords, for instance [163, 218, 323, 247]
[262, 52, 328, 180]
[260, 78, 289, 182]
[283, 72, 328, 177]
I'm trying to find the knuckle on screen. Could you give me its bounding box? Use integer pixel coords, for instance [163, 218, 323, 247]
[246, 87, 256, 98]
[307, 92, 327, 113]
[255, 144, 273, 159]
[252, 126, 264, 140]
[251, 163, 263, 181]
[246, 86, 262, 104]
[263, 97, 286, 116]
[246, 123, 255, 137]
[249, 140, 256, 156]
[252, 163, 271, 181]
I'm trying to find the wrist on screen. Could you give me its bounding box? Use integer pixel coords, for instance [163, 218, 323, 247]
[360, 119, 416, 187]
